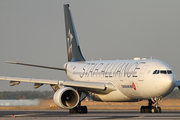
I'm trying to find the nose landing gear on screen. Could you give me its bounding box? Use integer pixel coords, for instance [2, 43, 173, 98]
[140, 97, 162, 113]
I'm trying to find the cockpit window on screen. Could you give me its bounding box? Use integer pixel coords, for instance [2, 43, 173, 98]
[160, 70, 167, 74]
[167, 70, 172, 74]
[153, 70, 159, 74]
[153, 70, 157, 74]
[153, 70, 172, 74]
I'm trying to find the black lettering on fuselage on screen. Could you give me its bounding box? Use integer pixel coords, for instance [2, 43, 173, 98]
[133, 62, 146, 77]
[105, 63, 114, 77]
[126, 62, 138, 78]
[123, 63, 130, 77]
[116, 63, 126, 77]
[100, 63, 110, 77]
[79, 61, 146, 79]
[87, 63, 96, 77]
[109, 63, 117, 77]
[113, 63, 122, 77]
[85, 63, 92, 77]
[80, 63, 90, 78]
[93, 63, 103, 77]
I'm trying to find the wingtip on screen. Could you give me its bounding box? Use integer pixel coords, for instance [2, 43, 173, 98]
[5, 61, 17, 64]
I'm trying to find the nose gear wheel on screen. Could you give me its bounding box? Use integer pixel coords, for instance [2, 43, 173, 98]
[140, 97, 162, 113]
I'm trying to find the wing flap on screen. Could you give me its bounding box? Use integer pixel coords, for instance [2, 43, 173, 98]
[62, 80, 117, 93]
[63, 81, 105, 90]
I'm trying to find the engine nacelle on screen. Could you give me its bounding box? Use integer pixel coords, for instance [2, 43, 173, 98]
[53, 87, 79, 109]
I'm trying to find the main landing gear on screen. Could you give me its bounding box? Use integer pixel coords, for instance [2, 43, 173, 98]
[140, 97, 162, 113]
[69, 105, 88, 113]
[69, 89, 89, 114]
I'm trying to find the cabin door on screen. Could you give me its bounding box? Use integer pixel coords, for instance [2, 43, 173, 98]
[139, 65, 148, 81]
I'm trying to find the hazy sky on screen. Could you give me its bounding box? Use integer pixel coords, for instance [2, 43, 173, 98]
[0, 0, 180, 91]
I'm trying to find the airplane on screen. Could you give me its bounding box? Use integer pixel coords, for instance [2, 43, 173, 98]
[0, 4, 180, 114]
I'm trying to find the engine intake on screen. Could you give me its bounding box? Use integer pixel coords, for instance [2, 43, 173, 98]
[53, 87, 79, 109]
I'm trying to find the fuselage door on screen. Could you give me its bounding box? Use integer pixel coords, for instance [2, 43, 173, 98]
[139, 65, 148, 81]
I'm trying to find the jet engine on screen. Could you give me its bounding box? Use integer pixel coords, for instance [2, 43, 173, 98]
[53, 87, 79, 109]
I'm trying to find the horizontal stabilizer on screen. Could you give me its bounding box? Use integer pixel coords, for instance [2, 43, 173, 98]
[5, 61, 66, 71]
[176, 80, 180, 88]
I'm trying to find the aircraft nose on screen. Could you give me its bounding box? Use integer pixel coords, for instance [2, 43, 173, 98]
[160, 75, 175, 96]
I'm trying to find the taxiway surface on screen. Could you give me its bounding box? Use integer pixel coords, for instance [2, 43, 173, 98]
[0, 110, 180, 120]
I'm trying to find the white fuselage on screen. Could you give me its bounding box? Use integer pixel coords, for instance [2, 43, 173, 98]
[66, 59, 176, 102]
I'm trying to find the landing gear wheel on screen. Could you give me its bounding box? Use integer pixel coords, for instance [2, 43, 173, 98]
[69, 107, 78, 113]
[140, 99, 162, 113]
[69, 89, 89, 114]
[144, 106, 150, 113]
[140, 106, 152, 113]
[79, 106, 88, 113]
[69, 106, 88, 113]
[140, 106, 145, 113]
[151, 106, 157, 113]
[156, 107, 161, 113]
[82, 106, 88, 113]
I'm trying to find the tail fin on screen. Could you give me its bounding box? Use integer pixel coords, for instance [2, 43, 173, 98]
[64, 4, 85, 62]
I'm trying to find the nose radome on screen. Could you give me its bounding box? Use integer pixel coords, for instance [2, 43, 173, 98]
[164, 76, 175, 87]
[160, 75, 175, 97]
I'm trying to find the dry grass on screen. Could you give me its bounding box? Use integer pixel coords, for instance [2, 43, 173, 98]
[0, 99, 180, 110]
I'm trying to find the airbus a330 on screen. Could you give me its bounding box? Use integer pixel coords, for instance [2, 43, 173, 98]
[1, 4, 180, 113]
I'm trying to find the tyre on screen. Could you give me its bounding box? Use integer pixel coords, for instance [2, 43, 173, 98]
[157, 107, 161, 113]
[79, 106, 88, 113]
[140, 106, 145, 113]
[151, 107, 157, 113]
[82, 106, 88, 113]
[144, 106, 150, 113]
[69, 107, 78, 113]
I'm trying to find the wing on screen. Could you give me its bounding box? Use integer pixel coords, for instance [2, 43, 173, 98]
[3, 61, 116, 93]
[0, 76, 116, 93]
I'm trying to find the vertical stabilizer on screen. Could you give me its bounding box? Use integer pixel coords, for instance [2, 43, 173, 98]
[64, 4, 85, 62]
